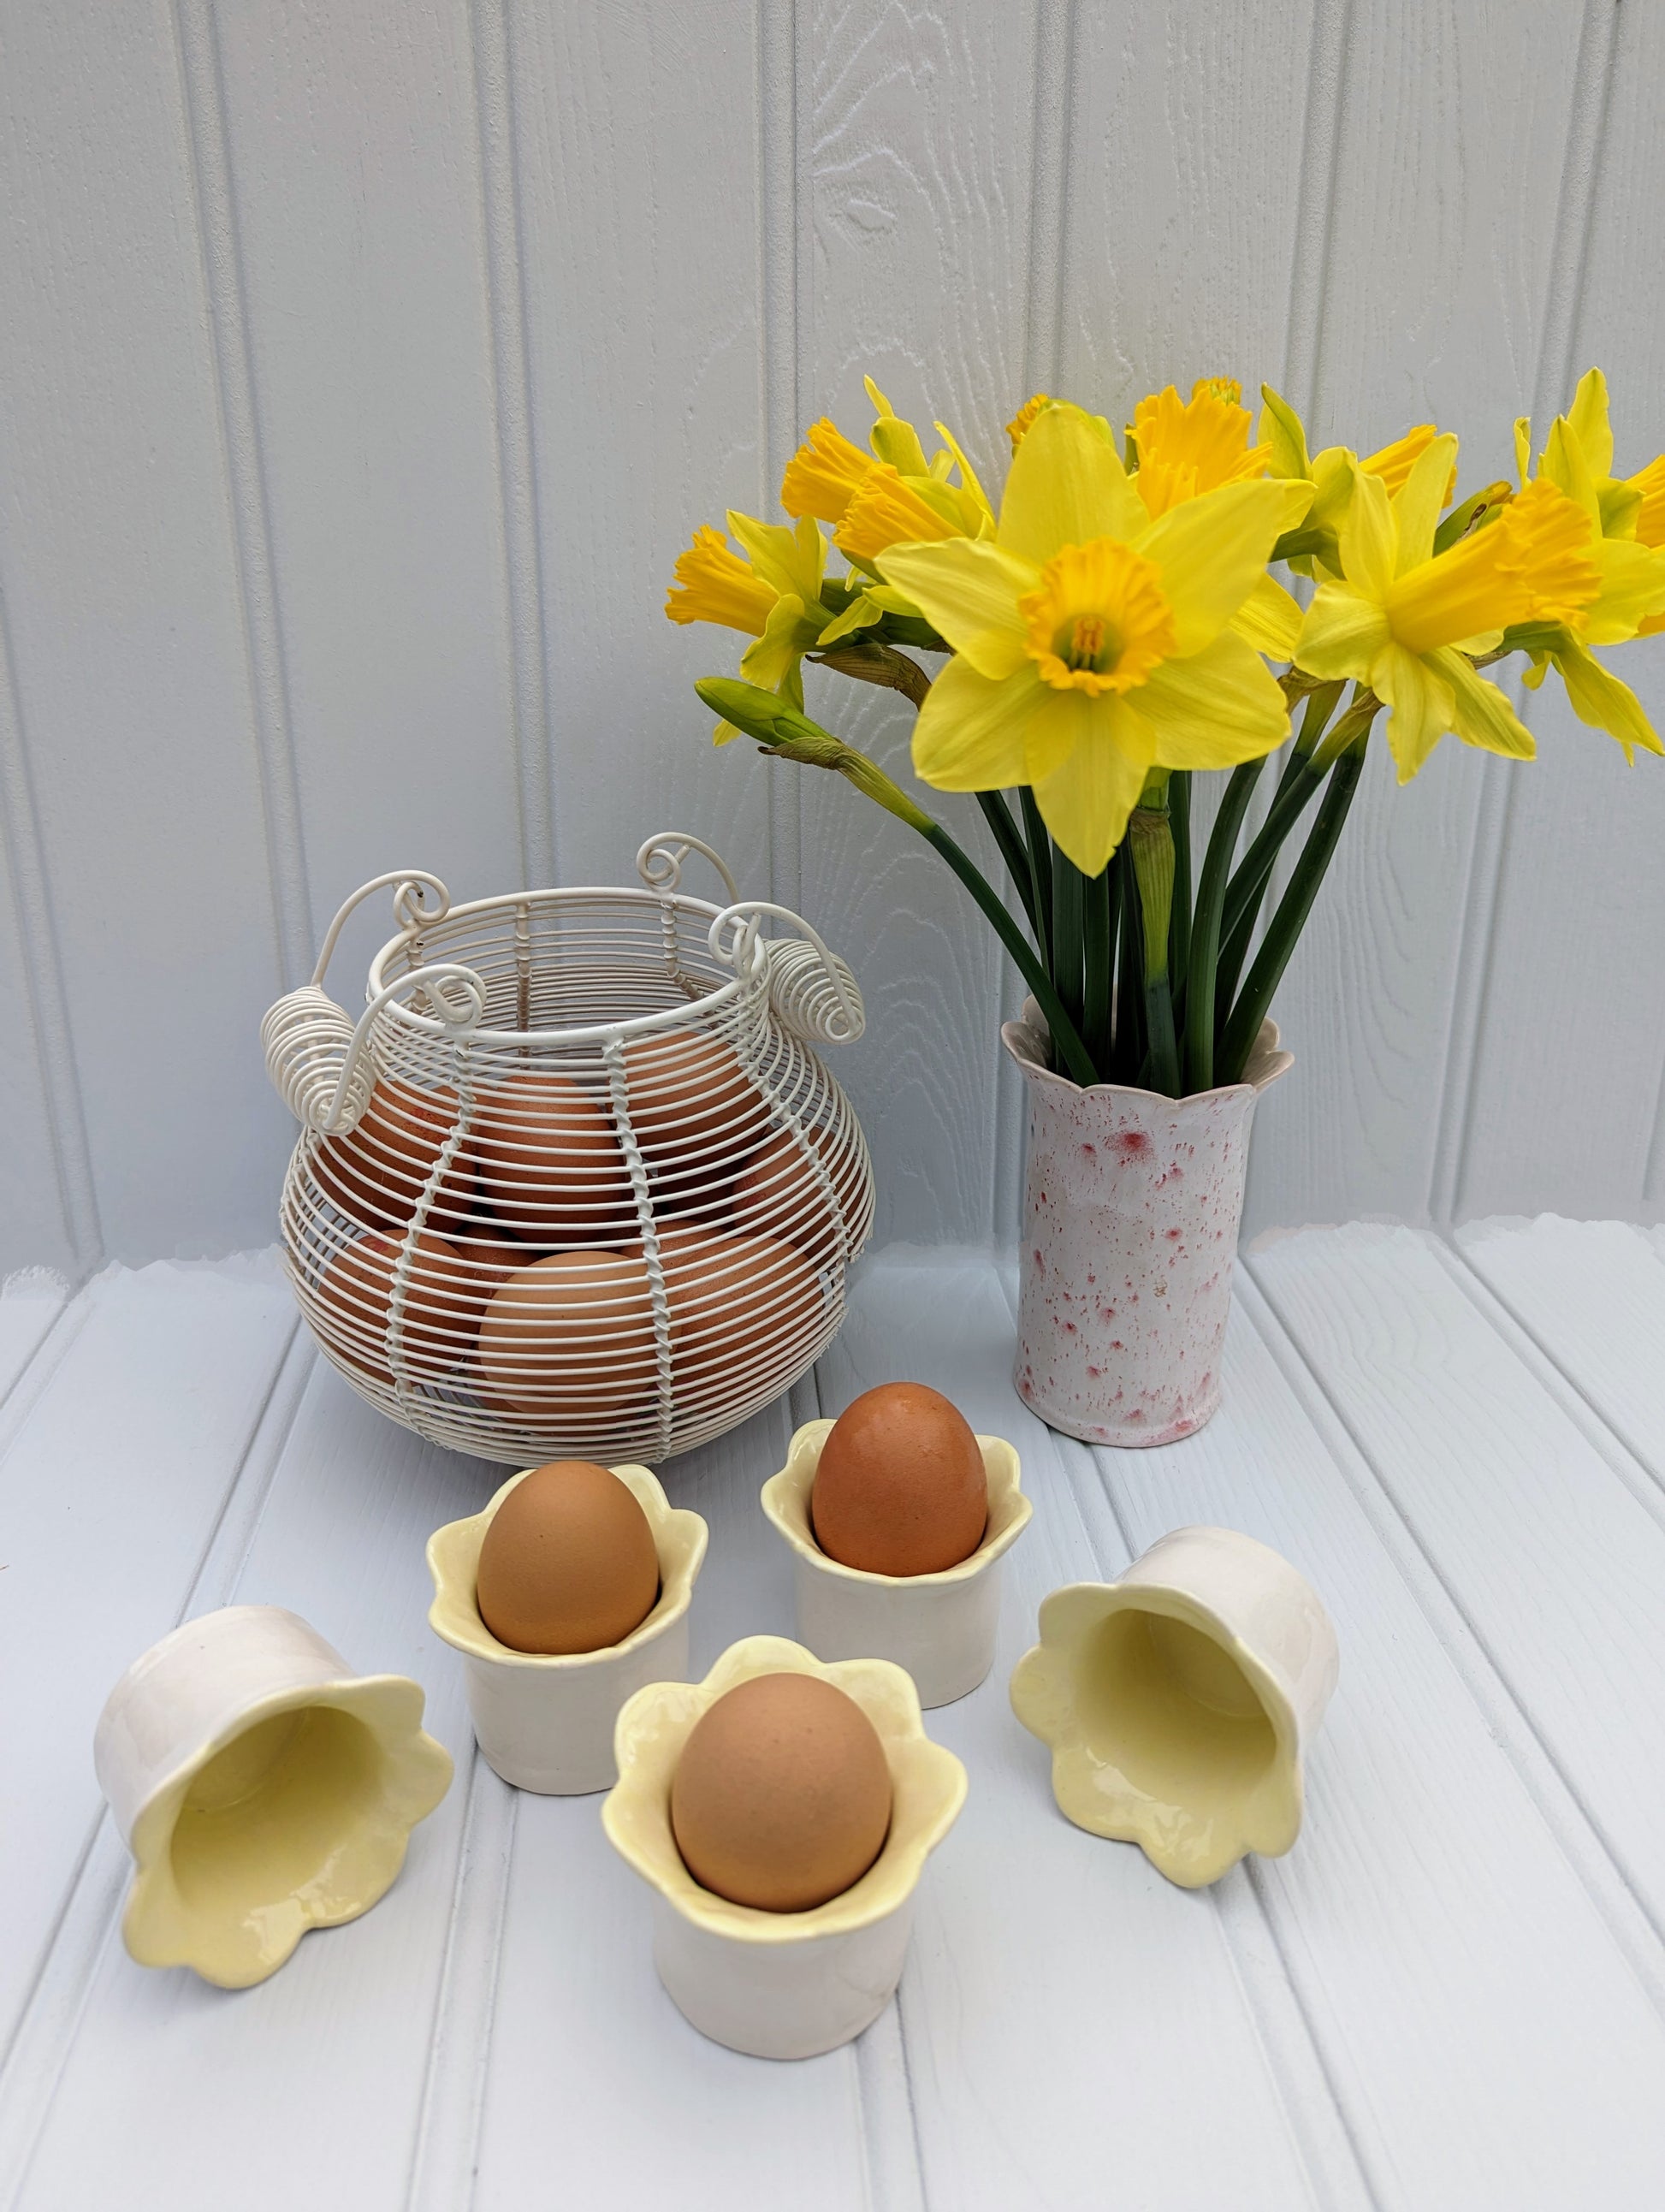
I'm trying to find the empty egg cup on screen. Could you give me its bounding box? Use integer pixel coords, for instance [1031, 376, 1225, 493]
[426, 1463, 708, 1794]
[603, 1634, 967, 2060]
[1009, 1525, 1339, 1887]
[760, 1419, 1032, 1707]
[93, 1604, 453, 1989]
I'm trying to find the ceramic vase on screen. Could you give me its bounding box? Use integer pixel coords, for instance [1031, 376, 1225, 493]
[1003, 998, 1293, 1446]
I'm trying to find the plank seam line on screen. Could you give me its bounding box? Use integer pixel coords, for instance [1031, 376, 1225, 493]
[468, 0, 557, 891]
[1022, 0, 1076, 397]
[1435, 0, 1620, 1225]
[0, 1312, 313, 2200]
[171, 0, 313, 988]
[0, 596, 102, 1277]
[1433, 1232, 1665, 1525]
[0, 1296, 91, 1448]
[405, 1749, 518, 2212]
[1240, 1258, 1665, 2014]
[1055, 1434, 1378, 2212]
[1279, 0, 1352, 418]
[756, 0, 802, 914]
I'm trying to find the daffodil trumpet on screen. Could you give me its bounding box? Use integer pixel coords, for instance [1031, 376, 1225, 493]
[671, 366, 1664, 1097]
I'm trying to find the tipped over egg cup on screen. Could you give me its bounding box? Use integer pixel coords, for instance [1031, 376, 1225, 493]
[426, 1464, 708, 1794]
[93, 1606, 453, 1989]
[1009, 1526, 1339, 1887]
[603, 1635, 967, 2060]
[760, 1420, 1033, 1707]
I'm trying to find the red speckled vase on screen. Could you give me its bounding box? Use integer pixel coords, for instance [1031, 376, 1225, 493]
[1002, 999, 1293, 1447]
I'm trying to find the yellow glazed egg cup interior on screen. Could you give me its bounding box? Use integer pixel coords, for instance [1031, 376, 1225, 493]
[122, 1676, 453, 1989]
[603, 1634, 967, 1942]
[427, 1462, 708, 1667]
[1010, 1581, 1303, 1889]
[761, 1419, 1031, 1586]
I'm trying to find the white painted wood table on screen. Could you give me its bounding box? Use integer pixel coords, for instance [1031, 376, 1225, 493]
[4, 1217, 1665, 2211]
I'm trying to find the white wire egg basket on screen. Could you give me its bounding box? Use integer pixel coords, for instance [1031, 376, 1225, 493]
[260, 833, 874, 1466]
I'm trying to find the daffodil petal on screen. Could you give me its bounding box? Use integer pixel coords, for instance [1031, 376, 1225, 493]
[1230, 572, 1304, 657]
[739, 595, 821, 690]
[1427, 648, 1534, 762]
[1336, 467, 1395, 601]
[1393, 435, 1461, 572]
[874, 538, 1038, 679]
[1135, 477, 1312, 653]
[1567, 368, 1614, 480]
[1295, 583, 1390, 682]
[1136, 631, 1291, 769]
[727, 511, 826, 603]
[1550, 636, 1663, 761]
[1374, 642, 1456, 782]
[815, 593, 881, 648]
[1514, 417, 1532, 489]
[998, 404, 1147, 564]
[1541, 418, 1602, 524]
[1029, 696, 1157, 875]
[1585, 537, 1665, 643]
[910, 655, 1036, 789]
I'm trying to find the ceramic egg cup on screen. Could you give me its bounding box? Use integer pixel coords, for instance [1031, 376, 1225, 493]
[603, 1635, 967, 2060]
[1010, 1525, 1339, 1887]
[94, 1605, 453, 1989]
[427, 1463, 708, 1794]
[760, 1419, 1032, 1707]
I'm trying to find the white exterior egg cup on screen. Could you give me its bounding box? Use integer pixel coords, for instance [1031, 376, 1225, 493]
[1010, 1525, 1339, 1887]
[426, 1463, 708, 1794]
[761, 1419, 1032, 1707]
[94, 1605, 453, 1989]
[603, 1635, 967, 2060]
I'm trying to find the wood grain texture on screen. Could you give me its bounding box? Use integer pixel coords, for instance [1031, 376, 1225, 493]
[1086, 1278, 1665, 2209]
[796, 0, 1042, 1246]
[206, 0, 529, 951]
[1245, 1, 1592, 1237]
[0, 0, 296, 1264]
[1251, 1223, 1665, 1930]
[1454, 2, 1665, 1223]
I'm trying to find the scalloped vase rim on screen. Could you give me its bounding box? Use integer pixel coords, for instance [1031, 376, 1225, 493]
[1002, 999, 1294, 1104]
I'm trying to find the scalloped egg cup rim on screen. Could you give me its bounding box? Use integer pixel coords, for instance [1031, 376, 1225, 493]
[761, 1420, 1030, 1588]
[426, 1462, 708, 1669]
[603, 1634, 968, 1946]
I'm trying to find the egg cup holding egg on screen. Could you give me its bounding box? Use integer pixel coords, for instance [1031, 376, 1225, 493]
[761, 1420, 1033, 1707]
[1009, 1526, 1340, 1887]
[93, 1605, 453, 1989]
[426, 1465, 707, 1794]
[603, 1636, 967, 2061]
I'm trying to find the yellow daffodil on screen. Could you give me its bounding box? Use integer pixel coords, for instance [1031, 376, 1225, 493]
[1503, 373, 1665, 758]
[1129, 378, 1271, 518]
[1260, 387, 1456, 580]
[666, 510, 875, 732]
[1295, 437, 1601, 780]
[1006, 393, 1052, 450]
[781, 377, 993, 584]
[874, 402, 1312, 873]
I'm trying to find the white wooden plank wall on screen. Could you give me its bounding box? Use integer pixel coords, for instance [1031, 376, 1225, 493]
[2, 0, 1662, 1277]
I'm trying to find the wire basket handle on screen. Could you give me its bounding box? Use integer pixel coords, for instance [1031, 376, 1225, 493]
[635, 831, 740, 904]
[709, 900, 865, 1046]
[261, 869, 483, 1134]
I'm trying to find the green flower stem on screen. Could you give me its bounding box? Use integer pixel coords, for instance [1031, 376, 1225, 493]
[1083, 857, 1115, 1074]
[1129, 803, 1180, 1096]
[1182, 757, 1264, 1094]
[922, 821, 1098, 1087]
[1019, 786, 1053, 968]
[975, 791, 1041, 942]
[1168, 770, 1192, 997]
[1113, 854, 1146, 1082]
[1218, 741, 1368, 1084]
[1053, 847, 1086, 1030]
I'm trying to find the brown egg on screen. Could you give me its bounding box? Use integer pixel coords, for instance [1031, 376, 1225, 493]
[314, 1081, 473, 1231]
[621, 1032, 773, 1171]
[472, 1074, 636, 1244]
[732, 1124, 866, 1264]
[315, 1229, 477, 1381]
[476, 1250, 665, 1421]
[474, 1460, 660, 1654]
[812, 1382, 987, 1576]
[670, 1673, 892, 1912]
[664, 1231, 822, 1403]
[447, 1213, 554, 1290]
